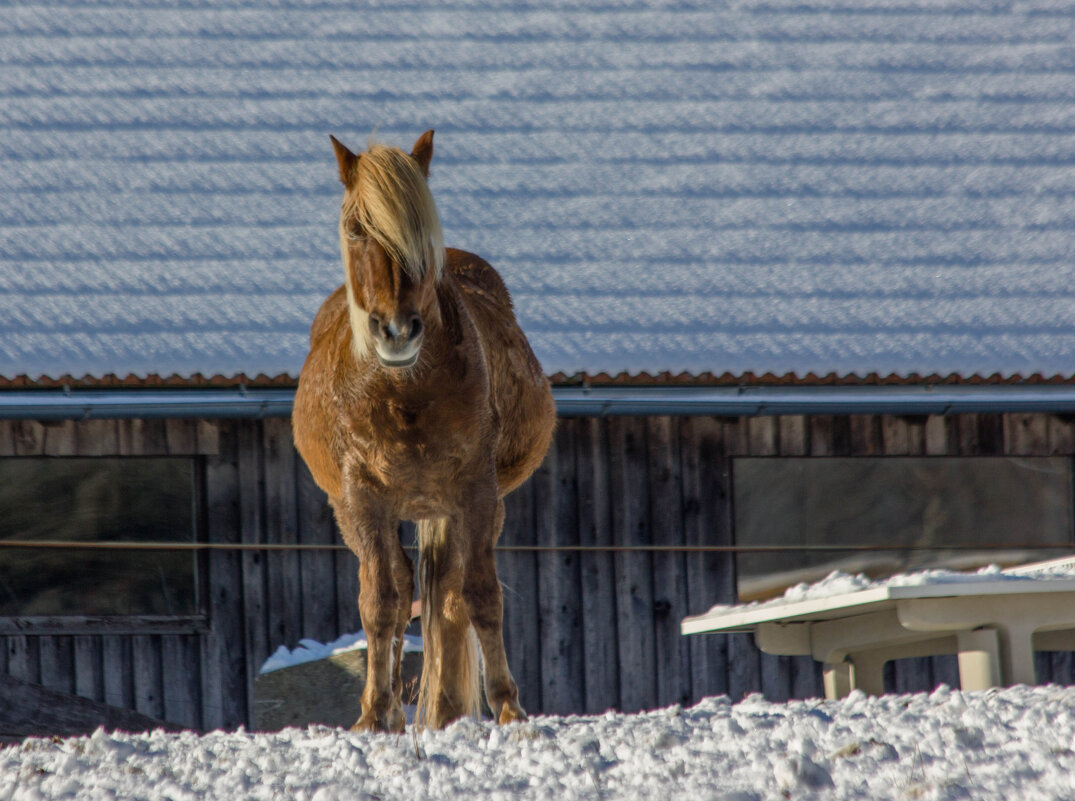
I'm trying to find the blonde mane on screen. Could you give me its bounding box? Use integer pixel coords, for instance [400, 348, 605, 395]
[341, 144, 444, 281]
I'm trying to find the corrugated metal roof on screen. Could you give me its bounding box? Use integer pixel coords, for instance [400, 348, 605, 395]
[3, 1, 1075, 385]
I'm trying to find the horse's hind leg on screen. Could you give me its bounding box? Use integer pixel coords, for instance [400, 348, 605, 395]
[417, 518, 481, 728]
[390, 539, 415, 716]
[463, 497, 526, 725]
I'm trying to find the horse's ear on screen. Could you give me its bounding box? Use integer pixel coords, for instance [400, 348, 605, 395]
[330, 135, 359, 186]
[411, 129, 434, 177]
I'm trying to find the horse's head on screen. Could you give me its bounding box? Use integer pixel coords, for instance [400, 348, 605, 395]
[331, 131, 444, 369]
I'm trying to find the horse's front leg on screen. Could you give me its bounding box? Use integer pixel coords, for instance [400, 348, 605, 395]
[461, 488, 527, 725]
[338, 492, 412, 733]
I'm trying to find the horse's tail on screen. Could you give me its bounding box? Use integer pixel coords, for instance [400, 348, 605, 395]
[416, 517, 481, 728]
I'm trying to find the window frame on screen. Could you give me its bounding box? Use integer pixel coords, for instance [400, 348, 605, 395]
[729, 452, 1075, 603]
[0, 454, 210, 636]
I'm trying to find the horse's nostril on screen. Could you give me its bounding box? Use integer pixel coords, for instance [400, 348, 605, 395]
[408, 317, 423, 341]
[368, 314, 392, 340]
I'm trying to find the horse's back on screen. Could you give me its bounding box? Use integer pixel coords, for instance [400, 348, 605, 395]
[446, 248, 555, 495]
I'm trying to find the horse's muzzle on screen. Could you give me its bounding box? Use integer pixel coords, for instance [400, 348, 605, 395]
[368, 313, 423, 368]
[375, 350, 419, 368]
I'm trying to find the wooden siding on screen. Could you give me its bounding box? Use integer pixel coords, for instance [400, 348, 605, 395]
[2, 412, 1075, 730]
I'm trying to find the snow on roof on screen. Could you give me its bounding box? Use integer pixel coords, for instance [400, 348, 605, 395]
[3, 1, 1075, 384]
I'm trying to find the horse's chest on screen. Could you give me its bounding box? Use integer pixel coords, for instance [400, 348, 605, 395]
[344, 396, 487, 500]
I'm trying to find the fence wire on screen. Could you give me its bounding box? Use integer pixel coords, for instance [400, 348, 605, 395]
[0, 540, 1068, 554]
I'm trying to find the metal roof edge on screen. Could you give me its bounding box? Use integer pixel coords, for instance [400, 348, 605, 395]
[0, 389, 296, 421]
[5, 384, 1075, 420]
[552, 385, 1075, 417]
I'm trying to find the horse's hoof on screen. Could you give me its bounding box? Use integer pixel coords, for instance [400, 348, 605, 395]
[351, 705, 407, 733]
[497, 701, 527, 725]
[386, 707, 406, 733]
[350, 714, 389, 733]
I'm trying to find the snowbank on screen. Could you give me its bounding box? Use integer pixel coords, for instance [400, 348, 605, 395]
[5, 685, 1075, 800]
[259, 632, 423, 675]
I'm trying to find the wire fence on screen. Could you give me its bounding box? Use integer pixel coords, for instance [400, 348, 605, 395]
[0, 540, 1069, 554]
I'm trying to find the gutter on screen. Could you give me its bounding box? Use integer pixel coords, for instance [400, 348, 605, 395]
[4, 385, 1075, 420]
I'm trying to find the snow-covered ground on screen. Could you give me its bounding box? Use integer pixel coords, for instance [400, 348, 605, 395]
[4, 684, 1075, 800]
[9, 561, 1072, 799]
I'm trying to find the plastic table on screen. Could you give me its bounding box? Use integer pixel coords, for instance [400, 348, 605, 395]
[681, 566, 1075, 699]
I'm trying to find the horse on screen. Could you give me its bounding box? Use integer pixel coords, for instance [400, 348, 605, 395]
[292, 130, 556, 732]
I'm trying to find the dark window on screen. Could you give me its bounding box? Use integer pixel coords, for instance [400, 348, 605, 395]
[0, 458, 198, 616]
[734, 457, 1074, 602]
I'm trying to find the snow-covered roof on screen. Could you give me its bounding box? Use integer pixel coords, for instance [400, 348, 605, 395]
[3, 1, 1075, 385]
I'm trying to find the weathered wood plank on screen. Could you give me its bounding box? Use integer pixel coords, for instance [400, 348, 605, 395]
[977, 414, 1005, 456]
[41, 421, 77, 456]
[6, 635, 40, 684]
[73, 635, 104, 703]
[1005, 413, 1049, 456]
[38, 636, 75, 695]
[881, 415, 927, 455]
[116, 419, 144, 455]
[647, 416, 692, 709]
[237, 420, 269, 719]
[161, 635, 202, 731]
[536, 424, 584, 715]
[830, 416, 852, 456]
[138, 419, 170, 455]
[12, 420, 45, 455]
[723, 418, 749, 457]
[500, 475, 540, 715]
[849, 415, 881, 455]
[101, 636, 134, 712]
[0, 616, 207, 637]
[165, 419, 198, 455]
[809, 416, 835, 456]
[201, 423, 246, 729]
[924, 415, 954, 455]
[791, 655, 823, 700]
[202, 425, 247, 731]
[893, 657, 932, 695]
[760, 652, 792, 702]
[931, 654, 959, 691]
[609, 417, 657, 713]
[746, 417, 777, 456]
[75, 420, 119, 456]
[681, 416, 732, 702]
[577, 417, 620, 714]
[0, 421, 15, 456]
[778, 415, 808, 456]
[297, 460, 340, 645]
[132, 635, 164, 721]
[956, 413, 980, 455]
[1047, 415, 1075, 455]
[1048, 651, 1074, 687]
[263, 417, 303, 651]
[196, 420, 221, 455]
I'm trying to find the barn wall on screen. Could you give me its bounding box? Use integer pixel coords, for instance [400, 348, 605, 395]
[2, 412, 1075, 730]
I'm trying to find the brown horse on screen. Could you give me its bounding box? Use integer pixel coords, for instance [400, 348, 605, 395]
[292, 130, 556, 732]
